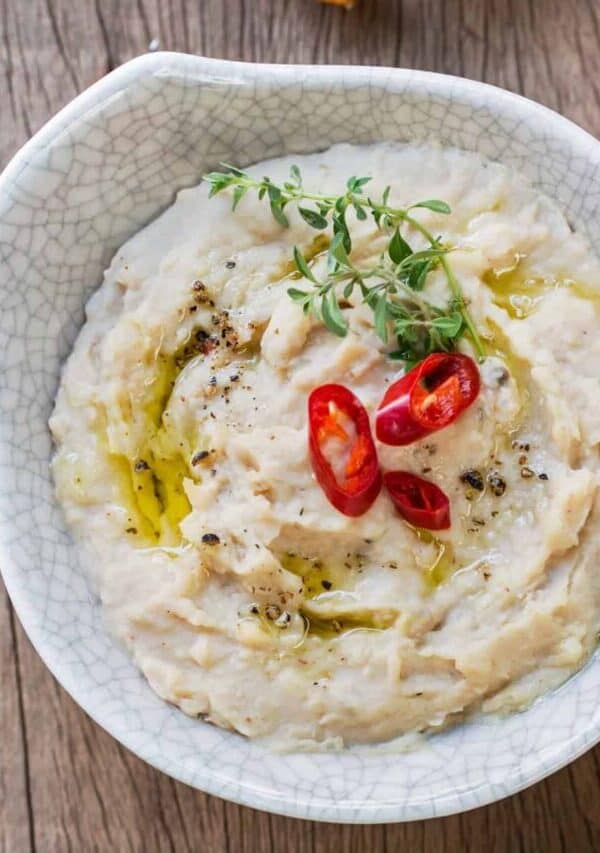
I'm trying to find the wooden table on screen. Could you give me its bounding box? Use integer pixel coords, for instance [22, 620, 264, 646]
[2, 2, 600, 850]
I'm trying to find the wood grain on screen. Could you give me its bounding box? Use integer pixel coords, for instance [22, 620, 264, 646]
[2, 1, 600, 850]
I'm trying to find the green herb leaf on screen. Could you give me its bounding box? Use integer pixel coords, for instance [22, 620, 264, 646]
[321, 289, 348, 337]
[333, 212, 352, 253]
[287, 287, 309, 302]
[411, 199, 452, 214]
[329, 231, 351, 269]
[388, 229, 413, 264]
[408, 259, 432, 291]
[290, 165, 302, 187]
[343, 280, 355, 299]
[346, 176, 371, 194]
[299, 207, 328, 230]
[270, 200, 290, 228]
[431, 312, 463, 337]
[232, 185, 247, 210]
[293, 246, 318, 283]
[218, 163, 245, 177]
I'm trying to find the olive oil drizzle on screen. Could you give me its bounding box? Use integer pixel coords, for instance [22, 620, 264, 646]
[109, 336, 211, 545]
[410, 528, 457, 589]
[482, 256, 600, 320]
[280, 552, 396, 638]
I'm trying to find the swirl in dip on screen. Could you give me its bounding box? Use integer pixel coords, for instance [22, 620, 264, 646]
[51, 144, 600, 748]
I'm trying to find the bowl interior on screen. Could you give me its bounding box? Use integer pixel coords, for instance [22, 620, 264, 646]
[1, 53, 600, 822]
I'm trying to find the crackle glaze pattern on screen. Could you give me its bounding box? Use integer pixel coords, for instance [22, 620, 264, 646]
[1, 54, 600, 823]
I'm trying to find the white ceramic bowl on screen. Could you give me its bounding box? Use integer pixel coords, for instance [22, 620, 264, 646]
[2, 53, 600, 823]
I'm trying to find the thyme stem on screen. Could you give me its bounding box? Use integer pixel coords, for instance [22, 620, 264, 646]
[203, 165, 485, 365]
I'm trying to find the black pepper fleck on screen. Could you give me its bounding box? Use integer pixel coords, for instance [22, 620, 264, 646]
[265, 604, 281, 621]
[275, 611, 291, 628]
[493, 366, 509, 386]
[487, 473, 507, 496]
[460, 469, 485, 491]
[201, 533, 220, 545]
[134, 459, 150, 472]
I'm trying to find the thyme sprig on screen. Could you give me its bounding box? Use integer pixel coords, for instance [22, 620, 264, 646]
[203, 164, 484, 364]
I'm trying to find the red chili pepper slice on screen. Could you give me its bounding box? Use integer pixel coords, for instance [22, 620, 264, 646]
[384, 471, 450, 530]
[376, 352, 480, 446]
[308, 383, 382, 517]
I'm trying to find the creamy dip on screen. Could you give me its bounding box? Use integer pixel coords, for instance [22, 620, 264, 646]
[51, 143, 600, 748]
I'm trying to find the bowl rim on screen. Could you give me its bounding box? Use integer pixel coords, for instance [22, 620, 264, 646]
[2, 51, 600, 823]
